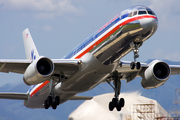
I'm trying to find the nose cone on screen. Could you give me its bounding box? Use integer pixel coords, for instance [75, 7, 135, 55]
[140, 18, 158, 31]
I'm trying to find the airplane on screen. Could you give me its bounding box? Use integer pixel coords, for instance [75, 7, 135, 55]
[0, 5, 180, 112]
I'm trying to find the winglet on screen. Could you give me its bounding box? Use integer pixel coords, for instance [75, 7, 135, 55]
[22, 28, 39, 60]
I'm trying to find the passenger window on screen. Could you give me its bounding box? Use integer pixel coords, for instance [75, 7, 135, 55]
[128, 12, 133, 17]
[133, 11, 137, 16]
[138, 11, 147, 15]
[147, 10, 155, 15]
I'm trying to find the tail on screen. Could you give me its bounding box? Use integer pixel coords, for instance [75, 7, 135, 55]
[22, 28, 39, 60]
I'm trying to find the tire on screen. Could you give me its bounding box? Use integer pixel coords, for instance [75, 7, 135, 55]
[55, 96, 60, 105]
[44, 100, 49, 109]
[120, 98, 125, 108]
[130, 62, 135, 70]
[136, 62, 141, 70]
[116, 103, 121, 111]
[47, 96, 52, 106]
[112, 98, 117, 107]
[109, 102, 114, 111]
[52, 101, 57, 110]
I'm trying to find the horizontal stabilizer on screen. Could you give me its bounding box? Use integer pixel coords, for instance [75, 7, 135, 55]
[70, 95, 93, 100]
[0, 93, 28, 100]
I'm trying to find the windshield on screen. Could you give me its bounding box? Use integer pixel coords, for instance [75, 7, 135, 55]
[138, 11, 147, 15]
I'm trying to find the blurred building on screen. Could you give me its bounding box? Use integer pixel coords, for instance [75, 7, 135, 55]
[68, 92, 171, 120]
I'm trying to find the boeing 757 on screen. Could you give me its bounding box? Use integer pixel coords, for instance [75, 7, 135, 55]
[0, 5, 179, 111]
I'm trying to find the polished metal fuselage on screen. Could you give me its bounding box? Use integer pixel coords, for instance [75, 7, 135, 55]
[92, 18, 157, 65]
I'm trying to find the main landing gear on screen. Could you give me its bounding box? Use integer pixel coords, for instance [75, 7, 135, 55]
[130, 42, 141, 70]
[107, 72, 125, 111]
[44, 79, 60, 110]
[44, 95, 60, 109]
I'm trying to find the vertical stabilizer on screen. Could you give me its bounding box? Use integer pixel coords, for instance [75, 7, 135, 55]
[22, 28, 39, 60]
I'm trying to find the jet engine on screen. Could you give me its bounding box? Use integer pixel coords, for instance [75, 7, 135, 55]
[141, 60, 171, 89]
[23, 56, 54, 85]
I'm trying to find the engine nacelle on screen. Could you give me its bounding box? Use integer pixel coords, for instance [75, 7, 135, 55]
[141, 60, 171, 89]
[23, 56, 54, 85]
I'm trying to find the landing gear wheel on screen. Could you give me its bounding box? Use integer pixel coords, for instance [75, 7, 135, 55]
[136, 62, 141, 70]
[116, 102, 121, 111]
[52, 101, 57, 110]
[55, 96, 60, 105]
[120, 98, 125, 107]
[44, 100, 49, 109]
[109, 102, 114, 111]
[112, 98, 117, 107]
[109, 98, 125, 111]
[130, 62, 135, 70]
[47, 96, 53, 106]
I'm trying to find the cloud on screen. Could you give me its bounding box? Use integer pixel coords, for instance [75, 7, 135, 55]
[152, 48, 180, 61]
[35, 13, 55, 19]
[0, 0, 80, 18]
[42, 25, 53, 32]
[147, 0, 180, 31]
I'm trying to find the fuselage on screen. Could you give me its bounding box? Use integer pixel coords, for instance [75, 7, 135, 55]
[24, 5, 158, 108]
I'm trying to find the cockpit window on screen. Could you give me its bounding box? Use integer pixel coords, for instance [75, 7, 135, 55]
[147, 10, 155, 15]
[138, 11, 147, 15]
[128, 12, 133, 17]
[133, 11, 137, 16]
[128, 11, 138, 17]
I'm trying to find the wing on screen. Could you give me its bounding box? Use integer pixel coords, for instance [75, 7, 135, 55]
[70, 95, 93, 100]
[0, 59, 31, 74]
[0, 93, 28, 100]
[169, 65, 180, 75]
[52, 59, 82, 77]
[0, 59, 81, 77]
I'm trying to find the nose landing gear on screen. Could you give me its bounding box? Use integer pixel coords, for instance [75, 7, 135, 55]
[130, 42, 141, 70]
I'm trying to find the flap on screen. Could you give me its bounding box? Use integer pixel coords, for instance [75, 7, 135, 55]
[0, 59, 31, 74]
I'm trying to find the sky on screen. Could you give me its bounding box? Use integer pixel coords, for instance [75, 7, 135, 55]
[0, 0, 180, 89]
[0, 0, 180, 119]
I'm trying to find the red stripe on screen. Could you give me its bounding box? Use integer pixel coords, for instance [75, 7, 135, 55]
[30, 81, 49, 97]
[75, 15, 157, 59]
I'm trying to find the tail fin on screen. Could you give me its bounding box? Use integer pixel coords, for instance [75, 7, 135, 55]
[22, 28, 39, 60]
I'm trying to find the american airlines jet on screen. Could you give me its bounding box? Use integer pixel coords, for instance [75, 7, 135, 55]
[0, 5, 179, 111]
